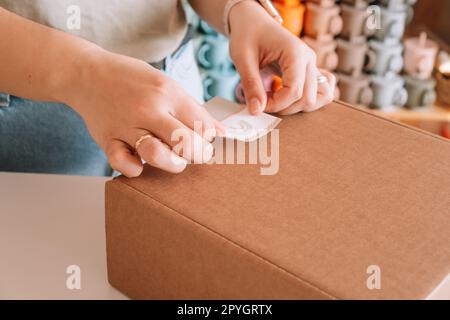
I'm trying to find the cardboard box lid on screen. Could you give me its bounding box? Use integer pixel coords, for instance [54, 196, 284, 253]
[113, 101, 450, 299]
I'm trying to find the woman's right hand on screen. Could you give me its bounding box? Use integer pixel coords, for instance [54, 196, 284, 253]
[61, 47, 222, 177]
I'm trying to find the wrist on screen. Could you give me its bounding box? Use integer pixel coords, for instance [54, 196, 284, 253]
[51, 41, 107, 107]
[228, 0, 275, 35]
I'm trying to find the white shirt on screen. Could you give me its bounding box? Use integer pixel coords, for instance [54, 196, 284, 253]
[0, 0, 188, 62]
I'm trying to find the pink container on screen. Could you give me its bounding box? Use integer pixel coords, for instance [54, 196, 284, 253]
[404, 33, 439, 80]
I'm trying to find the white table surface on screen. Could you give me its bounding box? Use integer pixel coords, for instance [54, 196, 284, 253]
[0, 172, 127, 300]
[1, 172, 448, 300]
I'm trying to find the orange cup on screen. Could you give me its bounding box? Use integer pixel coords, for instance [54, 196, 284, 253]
[273, 2, 305, 36]
[272, 76, 283, 92]
[273, 0, 301, 6]
[442, 124, 450, 139]
[304, 2, 342, 42]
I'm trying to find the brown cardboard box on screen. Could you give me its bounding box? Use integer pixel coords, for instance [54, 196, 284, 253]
[105, 101, 450, 300]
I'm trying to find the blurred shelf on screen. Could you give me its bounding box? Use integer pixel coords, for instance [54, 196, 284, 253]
[360, 102, 450, 123]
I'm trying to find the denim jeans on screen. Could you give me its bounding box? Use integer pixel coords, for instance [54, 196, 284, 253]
[0, 41, 204, 176]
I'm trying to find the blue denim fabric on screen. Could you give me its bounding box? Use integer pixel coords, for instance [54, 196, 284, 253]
[0, 94, 111, 176]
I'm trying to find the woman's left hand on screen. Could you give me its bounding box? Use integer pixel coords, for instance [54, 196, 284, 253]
[228, 0, 335, 115]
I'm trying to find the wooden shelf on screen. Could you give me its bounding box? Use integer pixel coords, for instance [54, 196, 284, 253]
[367, 25, 450, 124]
[361, 102, 450, 123]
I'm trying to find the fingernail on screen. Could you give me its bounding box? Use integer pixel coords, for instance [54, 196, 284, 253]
[170, 153, 188, 167]
[203, 143, 214, 163]
[249, 98, 261, 114]
[204, 125, 216, 142]
[261, 96, 268, 112]
[128, 163, 143, 178]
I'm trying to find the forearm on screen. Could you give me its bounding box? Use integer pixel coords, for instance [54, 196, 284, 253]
[0, 8, 101, 104]
[189, 0, 269, 36]
[188, 0, 230, 34]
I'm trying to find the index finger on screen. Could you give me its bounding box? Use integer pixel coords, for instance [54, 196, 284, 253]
[266, 57, 306, 113]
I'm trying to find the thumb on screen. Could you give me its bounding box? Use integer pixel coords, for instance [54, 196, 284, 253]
[234, 53, 267, 115]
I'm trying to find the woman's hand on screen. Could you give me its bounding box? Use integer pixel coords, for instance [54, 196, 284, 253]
[61, 48, 222, 177]
[228, 1, 335, 115]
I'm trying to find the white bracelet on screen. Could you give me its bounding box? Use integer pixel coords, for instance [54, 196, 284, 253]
[223, 0, 253, 37]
